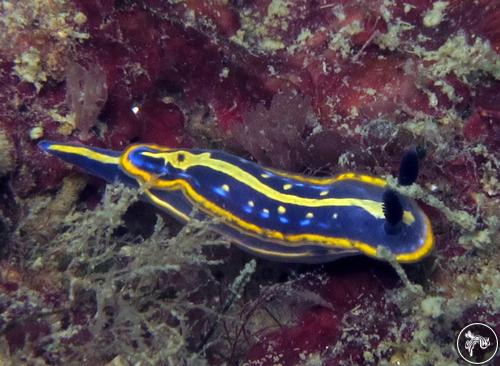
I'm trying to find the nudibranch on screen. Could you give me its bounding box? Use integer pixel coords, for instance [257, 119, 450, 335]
[39, 141, 434, 263]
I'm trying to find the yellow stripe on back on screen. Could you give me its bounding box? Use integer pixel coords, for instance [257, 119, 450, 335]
[138, 150, 414, 224]
[46, 143, 120, 165]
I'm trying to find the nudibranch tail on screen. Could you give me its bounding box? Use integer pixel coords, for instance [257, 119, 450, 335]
[39, 141, 435, 264]
[38, 141, 134, 185]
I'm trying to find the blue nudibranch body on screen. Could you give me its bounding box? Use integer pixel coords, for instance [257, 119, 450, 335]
[39, 141, 434, 263]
